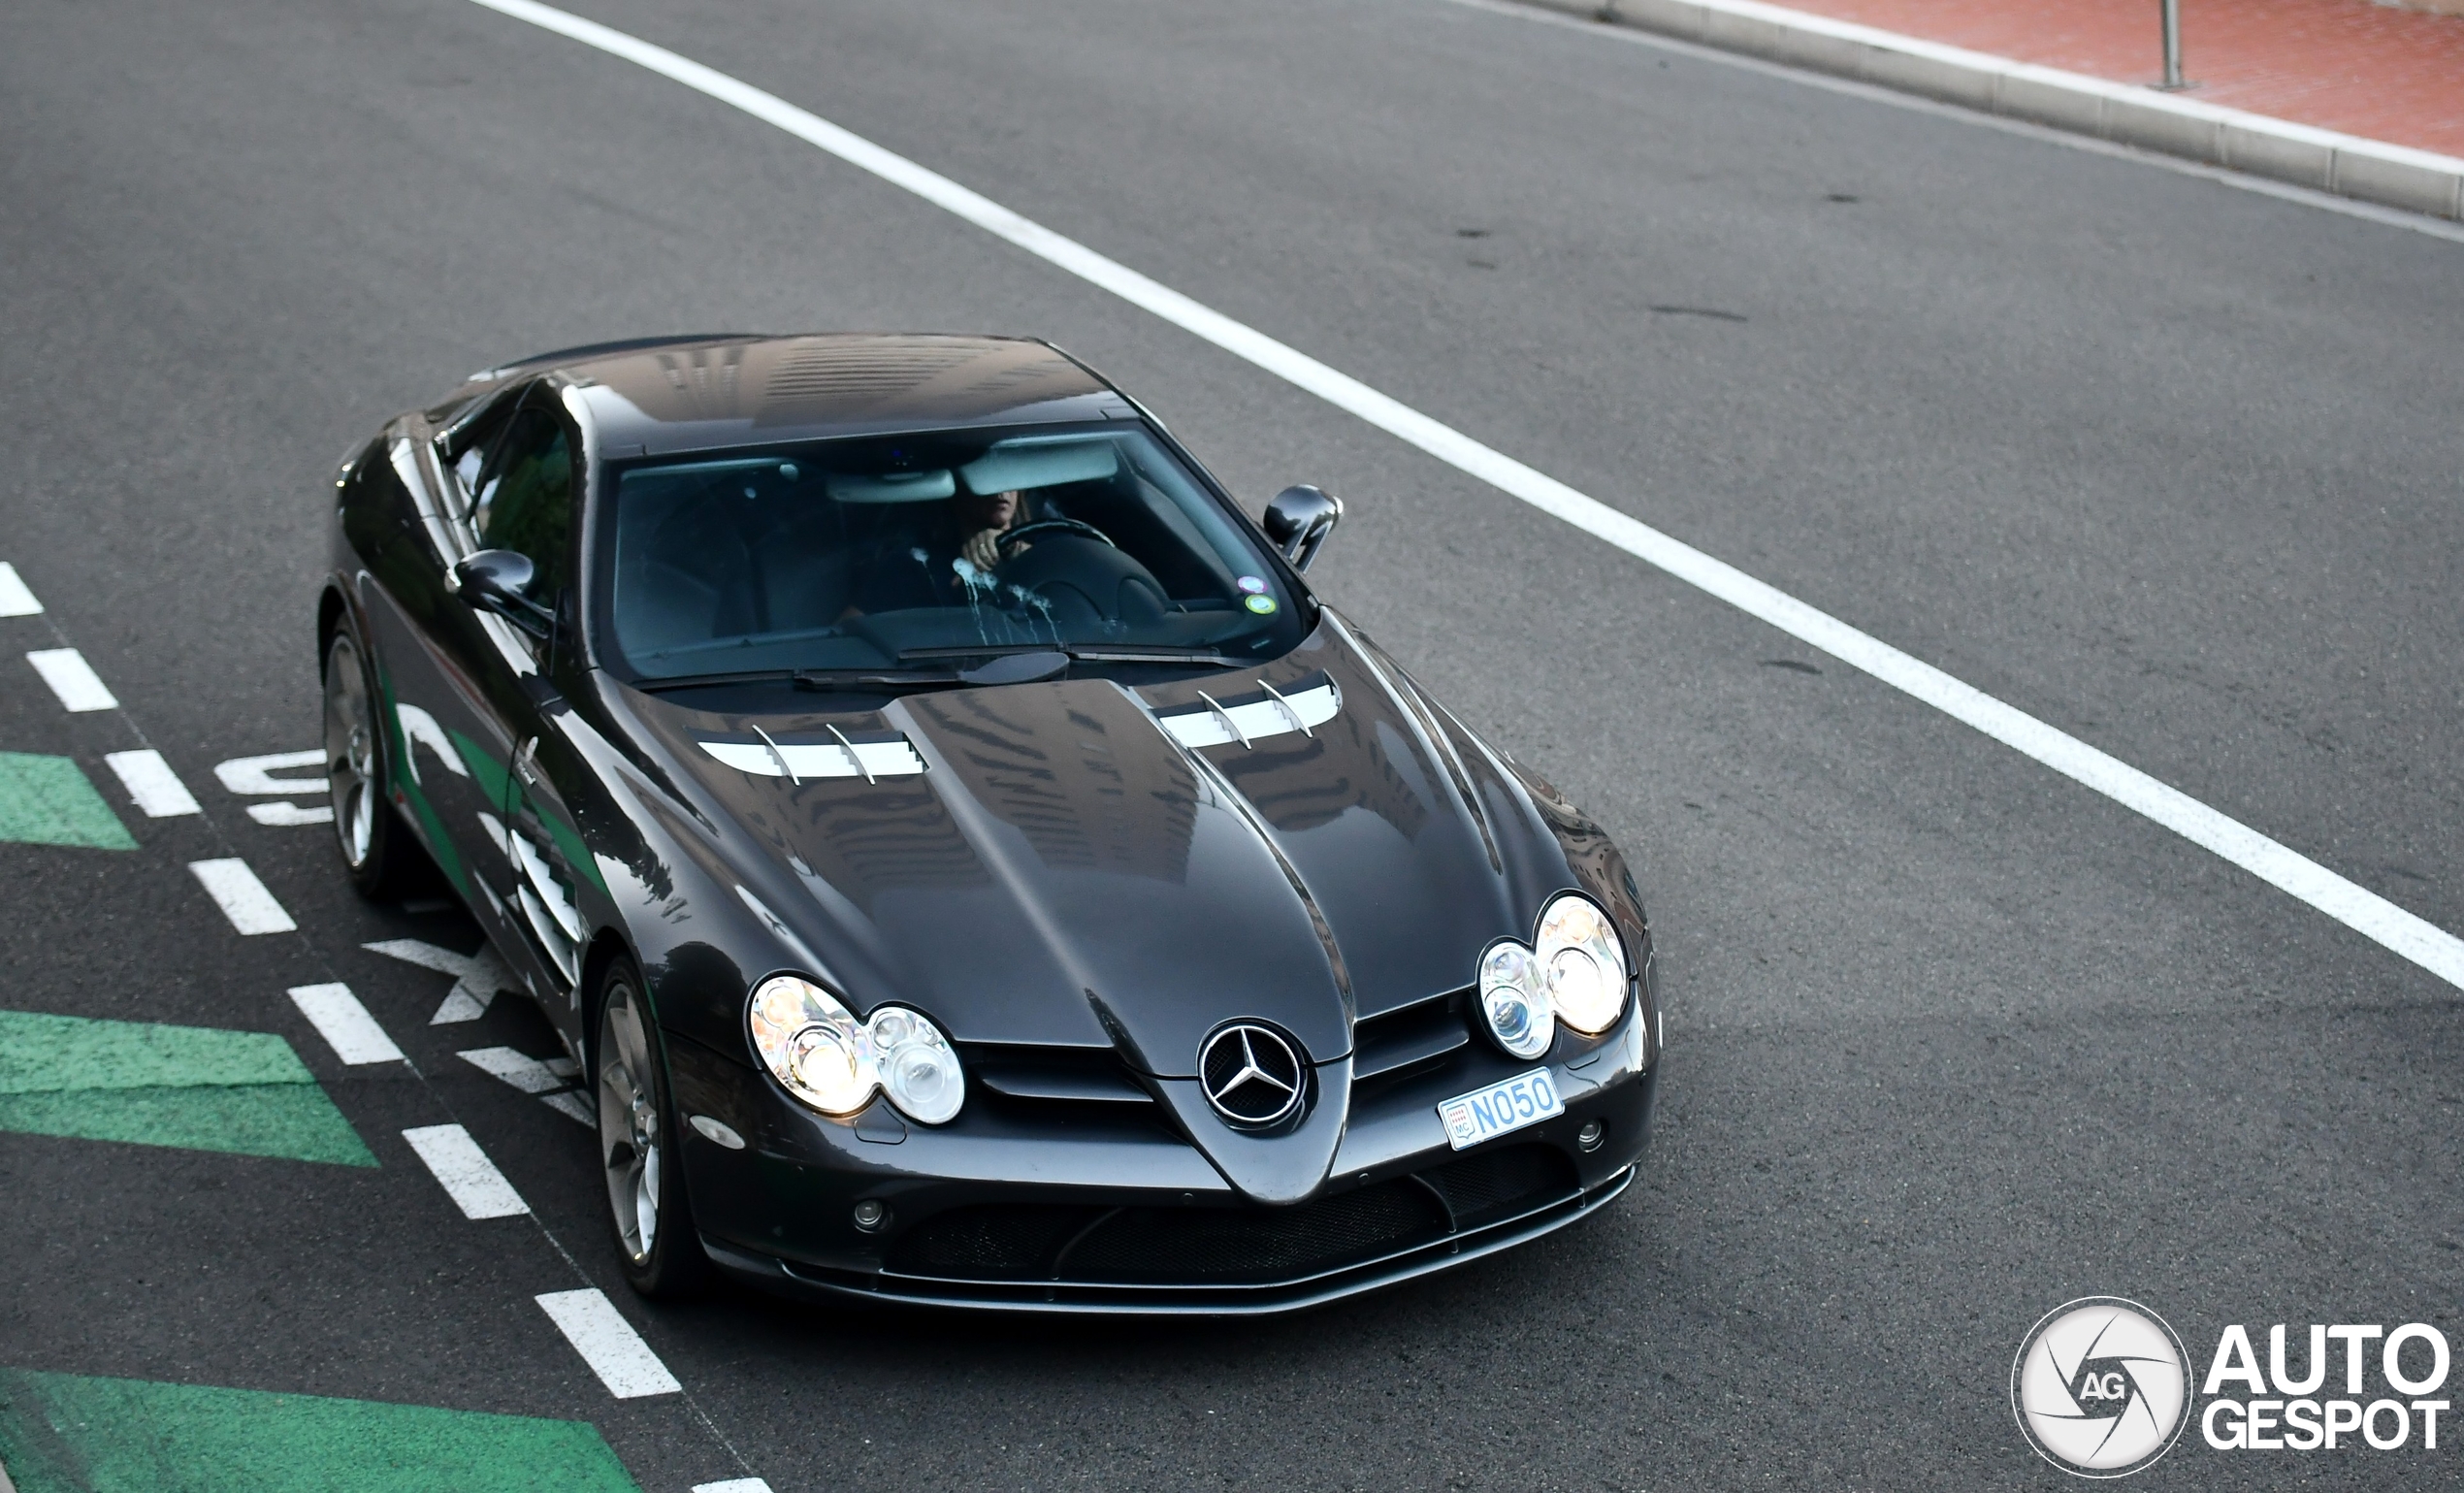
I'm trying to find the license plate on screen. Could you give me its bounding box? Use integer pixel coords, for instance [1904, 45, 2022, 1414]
[1438, 1068, 1564, 1151]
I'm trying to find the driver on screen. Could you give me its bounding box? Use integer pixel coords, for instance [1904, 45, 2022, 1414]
[956, 487, 1028, 576]
[844, 486, 1032, 616]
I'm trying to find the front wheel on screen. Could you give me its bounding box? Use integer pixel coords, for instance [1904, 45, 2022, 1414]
[598, 959, 708, 1297]
[323, 628, 408, 897]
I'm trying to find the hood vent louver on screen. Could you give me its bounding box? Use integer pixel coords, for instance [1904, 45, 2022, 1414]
[1154, 674, 1340, 750]
[699, 730, 925, 781]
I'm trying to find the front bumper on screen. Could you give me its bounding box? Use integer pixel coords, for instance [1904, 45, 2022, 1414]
[670, 999, 1659, 1316]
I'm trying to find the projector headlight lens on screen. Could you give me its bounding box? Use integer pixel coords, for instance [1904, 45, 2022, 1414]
[1478, 940, 1554, 1059]
[1537, 893, 1629, 1035]
[749, 976, 964, 1123]
[751, 976, 873, 1116]
[872, 1006, 964, 1125]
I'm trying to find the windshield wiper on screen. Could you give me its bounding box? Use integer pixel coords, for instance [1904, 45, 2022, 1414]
[1060, 647, 1240, 667]
[793, 666, 964, 692]
[630, 668, 802, 694]
[896, 644, 1239, 668]
[632, 666, 959, 695]
[632, 645, 1235, 696]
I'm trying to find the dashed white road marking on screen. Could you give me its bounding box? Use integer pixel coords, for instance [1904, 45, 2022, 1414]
[364, 937, 519, 1022]
[465, 0, 2464, 995]
[289, 983, 406, 1065]
[103, 749, 201, 817]
[0, 562, 42, 617]
[247, 800, 335, 827]
[403, 1123, 531, 1218]
[461, 1046, 595, 1125]
[188, 858, 297, 934]
[535, 1288, 682, 1398]
[213, 748, 327, 795]
[458, 1046, 565, 1092]
[695, 1480, 777, 1493]
[25, 647, 115, 712]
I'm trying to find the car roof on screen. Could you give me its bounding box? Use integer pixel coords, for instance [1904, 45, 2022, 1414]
[468, 333, 1133, 456]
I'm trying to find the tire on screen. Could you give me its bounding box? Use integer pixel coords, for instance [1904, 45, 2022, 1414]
[322, 628, 411, 898]
[597, 958, 709, 1297]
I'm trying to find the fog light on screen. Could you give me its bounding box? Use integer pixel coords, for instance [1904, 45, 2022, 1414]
[852, 1199, 889, 1232]
[1576, 1120, 1605, 1152]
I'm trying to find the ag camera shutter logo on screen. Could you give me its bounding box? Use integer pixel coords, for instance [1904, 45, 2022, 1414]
[2012, 1297, 2192, 1477]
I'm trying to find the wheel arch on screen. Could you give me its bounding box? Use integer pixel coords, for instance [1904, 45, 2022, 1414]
[578, 927, 637, 1067]
[316, 584, 351, 673]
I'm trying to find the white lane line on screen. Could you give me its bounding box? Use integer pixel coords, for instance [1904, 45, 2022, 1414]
[403, 1123, 531, 1218]
[103, 749, 202, 818]
[0, 562, 41, 616]
[535, 1288, 682, 1398]
[464, 0, 2464, 994]
[188, 858, 298, 934]
[365, 937, 517, 1022]
[25, 647, 116, 712]
[289, 983, 406, 1065]
[695, 1481, 776, 1493]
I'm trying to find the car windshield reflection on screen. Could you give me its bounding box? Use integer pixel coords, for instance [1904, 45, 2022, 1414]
[600, 424, 1301, 681]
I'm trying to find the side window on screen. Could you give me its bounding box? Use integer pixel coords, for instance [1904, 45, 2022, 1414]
[473, 405, 575, 597]
[448, 392, 521, 511]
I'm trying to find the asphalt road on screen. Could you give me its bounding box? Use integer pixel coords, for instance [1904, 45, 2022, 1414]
[3, 0, 2460, 1487]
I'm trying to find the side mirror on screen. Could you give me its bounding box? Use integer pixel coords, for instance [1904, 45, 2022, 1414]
[452, 549, 546, 632]
[1263, 485, 1344, 572]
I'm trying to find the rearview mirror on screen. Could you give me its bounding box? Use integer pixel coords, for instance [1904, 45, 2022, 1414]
[452, 549, 547, 633]
[1263, 485, 1343, 572]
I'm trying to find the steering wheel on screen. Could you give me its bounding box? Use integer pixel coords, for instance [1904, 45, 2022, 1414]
[996, 518, 1115, 554]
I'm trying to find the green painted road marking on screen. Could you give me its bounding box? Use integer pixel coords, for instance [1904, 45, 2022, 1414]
[0, 1369, 641, 1492]
[0, 754, 136, 850]
[0, 1010, 374, 1166]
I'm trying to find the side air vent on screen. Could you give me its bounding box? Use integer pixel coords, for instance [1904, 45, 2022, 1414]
[1351, 988, 1472, 1083]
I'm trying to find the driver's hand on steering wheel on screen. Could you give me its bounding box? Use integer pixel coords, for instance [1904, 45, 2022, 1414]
[958, 487, 1028, 574]
[961, 525, 1025, 574]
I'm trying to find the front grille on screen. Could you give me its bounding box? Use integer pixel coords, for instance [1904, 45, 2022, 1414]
[1351, 988, 1475, 1092]
[887, 1145, 1577, 1287]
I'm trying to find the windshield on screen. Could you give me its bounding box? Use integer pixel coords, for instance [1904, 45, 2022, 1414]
[597, 424, 1305, 681]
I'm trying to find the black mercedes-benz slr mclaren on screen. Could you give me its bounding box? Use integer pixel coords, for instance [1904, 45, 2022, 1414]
[320, 332, 1661, 1313]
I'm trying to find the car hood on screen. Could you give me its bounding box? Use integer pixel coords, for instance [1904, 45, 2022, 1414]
[628, 614, 1572, 1197]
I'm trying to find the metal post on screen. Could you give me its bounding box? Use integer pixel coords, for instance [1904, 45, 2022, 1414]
[2159, 0, 2185, 89]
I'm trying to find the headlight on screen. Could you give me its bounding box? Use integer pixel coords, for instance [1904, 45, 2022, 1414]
[870, 1005, 964, 1125]
[748, 975, 964, 1124]
[1537, 893, 1628, 1035]
[1478, 941, 1554, 1059]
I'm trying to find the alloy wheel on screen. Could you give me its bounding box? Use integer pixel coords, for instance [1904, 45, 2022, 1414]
[599, 982, 663, 1264]
[323, 634, 379, 869]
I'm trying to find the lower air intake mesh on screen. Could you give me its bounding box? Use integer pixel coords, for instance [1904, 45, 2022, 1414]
[1062, 1184, 1446, 1283]
[890, 1182, 1449, 1284]
[1424, 1144, 1578, 1227]
[889, 1146, 1579, 1287]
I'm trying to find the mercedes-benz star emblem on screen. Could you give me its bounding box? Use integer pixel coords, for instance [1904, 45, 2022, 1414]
[1199, 1023, 1305, 1125]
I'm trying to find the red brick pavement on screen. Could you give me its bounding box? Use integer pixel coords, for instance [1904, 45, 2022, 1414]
[1770, 0, 2464, 155]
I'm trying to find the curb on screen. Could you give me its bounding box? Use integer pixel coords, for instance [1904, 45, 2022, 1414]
[1517, 0, 2464, 222]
